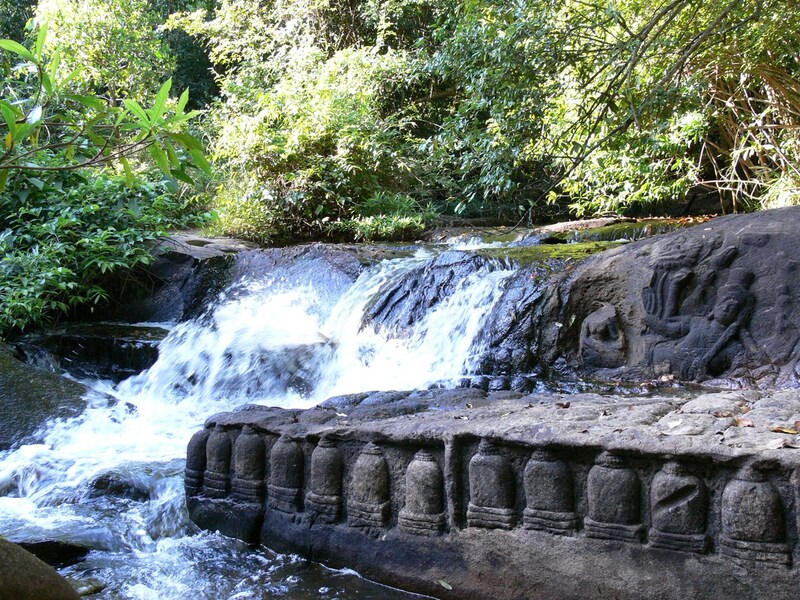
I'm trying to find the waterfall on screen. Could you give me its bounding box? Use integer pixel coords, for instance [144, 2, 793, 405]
[0, 245, 516, 598]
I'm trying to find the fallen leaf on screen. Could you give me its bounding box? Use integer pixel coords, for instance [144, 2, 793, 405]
[741, 405, 752, 414]
[713, 411, 733, 418]
[734, 416, 754, 427]
[526, 403, 535, 408]
[795, 420, 800, 431]
[770, 426, 799, 435]
[556, 402, 570, 409]
[765, 438, 787, 450]
[437, 580, 453, 591]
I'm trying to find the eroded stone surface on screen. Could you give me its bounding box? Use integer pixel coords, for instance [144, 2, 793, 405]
[187, 388, 800, 600]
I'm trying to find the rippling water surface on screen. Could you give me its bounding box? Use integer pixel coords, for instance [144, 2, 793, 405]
[0, 247, 515, 598]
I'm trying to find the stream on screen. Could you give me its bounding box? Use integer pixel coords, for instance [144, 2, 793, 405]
[0, 238, 526, 598]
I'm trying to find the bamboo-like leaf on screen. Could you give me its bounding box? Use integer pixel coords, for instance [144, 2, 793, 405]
[34, 25, 47, 60]
[168, 132, 204, 151]
[171, 169, 194, 185]
[0, 101, 18, 133]
[120, 157, 135, 187]
[65, 94, 106, 110]
[175, 88, 190, 115]
[189, 148, 212, 175]
[150, 78, 172, 123]
[149, 143, 171, 174]
[164, 138, 180, 169]
[123, 99, 150, 128]
[0, 39, 36, 63]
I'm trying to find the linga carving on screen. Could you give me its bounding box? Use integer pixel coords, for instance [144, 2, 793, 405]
[232, 425, 266, 503]
[720, 465, 790, 565]
[348, 442, 390, 529]
[268, 434, 304, 513]
[185, 428, 209, 497]
[523, 448, 577, 534]
[649, 462, 707, 553]
[585, 451, 644, 542]
[204, 424, 232, 498]
[467, 439, 515, 530]
[306, 435, 343, 523]
[398, 449, 446, 535]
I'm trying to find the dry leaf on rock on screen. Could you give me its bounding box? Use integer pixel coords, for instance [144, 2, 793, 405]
[734, 416, 754, 427]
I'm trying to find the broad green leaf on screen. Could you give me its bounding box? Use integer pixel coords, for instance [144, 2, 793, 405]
[28, 177, 45, 190]
[0, 101, 18, 133]
[168, 132, 204, 151]
[0, 170, 8, 192]
[123, 99, 150, 128]
[34, 25, 47, 60]
[14, 122, 35, 142]
[175, 88, 190, 115]
[171, 169, 194, 185]
[65, 94, 106, 110]
[189, 148, 212, 175]
[120, 157, 135, 187]
[0, 39, 36, 63]
[164, 138, 180, 169]
[41, 73, 53, 96]
[149, 143, 171, 174]
[152, 79, 172, 120]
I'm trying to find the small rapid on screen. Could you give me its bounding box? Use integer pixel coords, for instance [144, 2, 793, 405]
[0, 246, 517, 598]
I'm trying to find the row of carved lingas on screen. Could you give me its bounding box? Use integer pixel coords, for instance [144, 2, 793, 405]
[187, 427, 792, 563]
[469, 445, 791, 564]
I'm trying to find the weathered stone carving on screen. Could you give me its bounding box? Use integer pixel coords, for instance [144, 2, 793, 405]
[585, 452, 644, 542]
[185, 428, 209, 497]
[398, 450, 446, 535]
[305, 435, 343, 522]
[649, 462, 707, 553]
[268, 434, 303, 513]
[348, 442, 390, 529]
[204, 424, 232, 498]
[467, 439, 515, 530]
[579, 303, 626, 368]
[232, 425, 266, 503]
[647, 267, 761, 380]
[523, 448, 576, 534]
[720, 466, 790, 565]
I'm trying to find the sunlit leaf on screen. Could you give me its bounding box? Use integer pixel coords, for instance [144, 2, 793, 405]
[0, 39, 36, 63]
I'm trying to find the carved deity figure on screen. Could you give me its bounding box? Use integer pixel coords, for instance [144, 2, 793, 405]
[646, 268, 761, 380]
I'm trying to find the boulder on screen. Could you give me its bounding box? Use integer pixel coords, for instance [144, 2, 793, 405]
[0, 343, 88, 450]
[0, 538, 80, 600]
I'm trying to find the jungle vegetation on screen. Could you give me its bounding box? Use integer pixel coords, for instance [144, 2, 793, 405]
[1, 0, 799, 333]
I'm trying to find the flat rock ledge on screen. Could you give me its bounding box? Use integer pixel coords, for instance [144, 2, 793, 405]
[186, 388, 800, 600]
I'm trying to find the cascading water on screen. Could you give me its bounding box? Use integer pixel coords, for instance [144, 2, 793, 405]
[0, 245, 516, 598]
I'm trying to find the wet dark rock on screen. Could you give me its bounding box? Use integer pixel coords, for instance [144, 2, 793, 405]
[478, 207, 800, 387]
[88, 471, 152, 502]
[17, 540, 91, 568]
[16, 323, 168, 381]
[0, 343, 88, 450]
[364, 251, 499, 334]
[0, 538, 80, 599]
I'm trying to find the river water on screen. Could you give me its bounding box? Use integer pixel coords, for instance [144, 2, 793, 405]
[0, 243, 517, 598]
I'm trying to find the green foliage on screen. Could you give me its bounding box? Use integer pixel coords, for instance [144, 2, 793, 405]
[35, 0, 172, 101]
[0, 28, 212, 336]
[0, 28, 207, 184]
[0, 170, 207, 333]
[0, 1, 35, 41]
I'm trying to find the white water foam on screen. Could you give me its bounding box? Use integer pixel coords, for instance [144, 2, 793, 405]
[0, 248, 514, 597]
